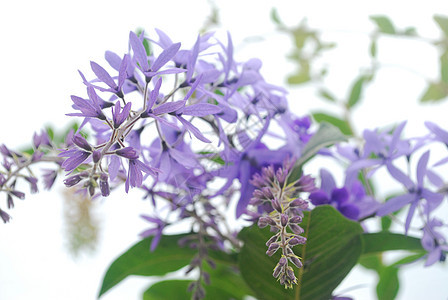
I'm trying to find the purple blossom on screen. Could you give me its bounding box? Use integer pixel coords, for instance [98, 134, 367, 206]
[421, 218, 448, 266]
[125, 159, 158, 193]
[376, 151, 444, 233]
[309, 169, 378, 220]
[112, 101, 131, 128]
[139, 215, 166, 251]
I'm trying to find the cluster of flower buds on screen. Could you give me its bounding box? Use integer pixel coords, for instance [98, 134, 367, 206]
[249, 157, 315, 288]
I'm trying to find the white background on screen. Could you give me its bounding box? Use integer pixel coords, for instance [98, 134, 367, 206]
[1, 0, 448, 299]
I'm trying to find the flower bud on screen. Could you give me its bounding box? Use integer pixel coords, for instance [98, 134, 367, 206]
[73, 134, 92, 152]
[100, 173, 110, 197]
[289, 215, 302, 224]
[289, 236, 307, 246]
[272, 197, 282, 213]
[266, 242, 280, 256]
[288, 255, 303, 268]
[281, 214, 289, 227]
[289, 223, 304, 235]
[266, 234, 279, 247]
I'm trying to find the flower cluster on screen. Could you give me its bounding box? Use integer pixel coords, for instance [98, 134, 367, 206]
[325, 121, 448, 266]
[248, 157, 315, 288]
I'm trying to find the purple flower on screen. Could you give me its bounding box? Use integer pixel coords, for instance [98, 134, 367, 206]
[112, 101, 131, 128]
[421, 218, 448, 266]
[67, 86, 109, 120]
[59, 148, 91, 172]
[376, 151, 444, 233]
[129, 31, 184, 80]
[309, 169, 378, 220]
[139, 215, 166, 251]
[125, 159, 158, 193]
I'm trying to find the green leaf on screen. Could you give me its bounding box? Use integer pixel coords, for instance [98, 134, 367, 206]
[271, 8, 283, 26]
[370, 15, 396, 34]
[419, 82, 448, 102]
[434, 15, 448, 36]
[376, 266, 399, 300]
[297, 122, 347, 166]
[287, 70, 311, 85]
[238, 206, 363, 300]
[347, 76, 367, 108]
[359, 253, 383, 272]
[362, 232, 423, 255]
[441, 51, 448, 83]
[143, 280, 191, 300]
[370, 39, 377, 58]
[317, 88, 337, 102]
[312, 112, 353, 136]
[98, 234, 196, 298]
[143, 263, 253, 300]
[390, 252, 426, 267]
[198, 151, 226, 165]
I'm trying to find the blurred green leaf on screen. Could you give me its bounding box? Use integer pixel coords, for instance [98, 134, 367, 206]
[441, 51, 448, 83]
[420, 82, 448, 102]
[297, 122, 347, 166]
[98, 234, 196, 298]
[238, 206, 363, 300]
[312, 112, 353, 136]
[381, 216, 392, 231]
[377, 266, 399, 300]
[318, 88, 337, 102]
[370, 39, 377, 58]
[347, 76, 367, 108]
[362, 232, 423, 255]
[403, 27, 417, 36]
[370, 15, 396, 34]
[434, 15, 448, 36]
[271, 8, 282, 26]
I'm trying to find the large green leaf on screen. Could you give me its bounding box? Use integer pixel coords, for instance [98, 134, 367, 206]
[297, 122, 347, 166]
[361, 232, 423, 254]
[143, 263, 253, 300]
[238, 205, 363, 300]
[98, 234, 196, 298]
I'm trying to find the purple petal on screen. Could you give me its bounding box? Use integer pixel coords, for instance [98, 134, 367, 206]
[177, 117, 211, 143]
[90, 61, 117, 89]
[151, 42, 181, 72]
[386, 161, 414, 190]
[376, 194, 415, 216]
[309, 190, 330, 206]
[129, 31, 149, 71]
[117, 54, 129, 89]
[182, 103, 222, 117]
[416, 150, 430, 187]
[389, 121, 407, 155]
[320, 169, 336, 195]
[153, 100, 185, 115]
[148, 77, 162, 110]
[331, 187, 349, 204]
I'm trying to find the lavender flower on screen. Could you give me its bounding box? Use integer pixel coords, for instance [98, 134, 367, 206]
[376, 151, 444, 233]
